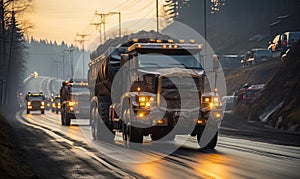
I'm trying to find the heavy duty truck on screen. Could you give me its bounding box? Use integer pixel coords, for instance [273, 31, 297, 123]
[25, 92, 45, 114]
[60, 79, 89, 126]
[88, 38, 223, 149]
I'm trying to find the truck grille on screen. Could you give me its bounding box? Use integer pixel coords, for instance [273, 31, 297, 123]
[159, 76, 201, 110]
[31, 101, 41, 109]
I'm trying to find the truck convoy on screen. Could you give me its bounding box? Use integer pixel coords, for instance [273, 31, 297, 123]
[60, 79, 89, 126]
[88, 38, 223, 149]
[25, 92, 45, 114]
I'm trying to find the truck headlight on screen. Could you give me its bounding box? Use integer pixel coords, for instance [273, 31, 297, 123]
[27, 101, 31, 106]
[68, 101, 74, 106]
[41, 101, 45, 106]
[138, 96, 154, 108]
[204, 97, 210, 102]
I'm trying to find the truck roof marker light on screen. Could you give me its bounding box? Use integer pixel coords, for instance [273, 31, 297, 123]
[179, 39, 185, 43]
[162, 45, 167, 48]
[198, 45, 202, 49]
[168, 45, 172, 48]
[133, 39, 138, 42]
[168, 39, 174, 43]
[174, 45, 178, 48]
[189, 39, 195, 44]
[156, 39, 162, 43]
[137, 44, 142, 48]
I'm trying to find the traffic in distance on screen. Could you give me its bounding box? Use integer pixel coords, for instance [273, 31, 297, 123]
[26, 38, 224, 150]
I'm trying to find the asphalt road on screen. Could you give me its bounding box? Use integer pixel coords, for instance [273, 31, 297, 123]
[15, 110, 300, 179]
[16, 76, 300, 178]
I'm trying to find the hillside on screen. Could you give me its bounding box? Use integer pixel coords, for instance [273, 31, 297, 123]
[224, 60, 281, 95]
[248, 41, 300, 132]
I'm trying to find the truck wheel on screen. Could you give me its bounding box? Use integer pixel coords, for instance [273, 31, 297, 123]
[65, 114, 71, 126]
[61, 113, 65, 125]
[27, 110, 30, 114]
[91, 105, 97, 139]
[61, 106, 66, 125]
[56, 109, 58, 114]
[41, 110, 45, 114]
[127, 124, 143, 143]
[151, 127, 175, 141]
[197, 131, 218, 150]
[91, 104, 113, 141]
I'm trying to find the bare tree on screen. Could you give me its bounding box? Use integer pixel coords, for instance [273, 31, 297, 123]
[0, 0, 32, 104]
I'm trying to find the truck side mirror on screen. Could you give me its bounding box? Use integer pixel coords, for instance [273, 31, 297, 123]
[121, 54, 129, 66]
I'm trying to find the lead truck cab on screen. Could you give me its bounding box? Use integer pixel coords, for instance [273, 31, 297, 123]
[88, 38, 223, 149]
[25, 92, 45, 114]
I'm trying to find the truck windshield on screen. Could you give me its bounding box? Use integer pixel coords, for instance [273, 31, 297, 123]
[137, 53, 202, 69]
[28, 96, 44, 101]
[72, 87, 89, 93]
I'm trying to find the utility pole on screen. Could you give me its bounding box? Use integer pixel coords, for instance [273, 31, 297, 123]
[90, 22, 103, 44]
[95, 12, 109, 42]
[108, 12, 121, 38]
[75, 33, 89, 79]
[204, 0, 207, 43]
[64, 48, 74, 79]
[156, 0, 159, 33]
[59, 54, 65, 79]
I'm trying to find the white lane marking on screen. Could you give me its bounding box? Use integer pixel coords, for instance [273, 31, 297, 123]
[17, 111, 135, 179]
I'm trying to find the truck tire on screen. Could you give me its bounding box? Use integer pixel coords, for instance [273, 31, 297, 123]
[41, 110, 45, 114]
[91, 104, 97, 139]
[56, 109, 58, 114]
[126, 124, 143, 143]
[91, 103, 113, 141]
[197, 131, 218, 150]
[61, 112, 65, 125]
[65, 114, 71, 126]
[151, 127, 175, 141]
[61, 105, 67, 125]
[27, 110, 30, 114]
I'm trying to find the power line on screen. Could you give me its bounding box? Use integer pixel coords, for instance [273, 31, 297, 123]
[123, 1, 156, 16]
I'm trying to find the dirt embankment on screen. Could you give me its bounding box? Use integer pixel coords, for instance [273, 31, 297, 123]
[248, 41, 300, 132]
[0, 111, 37, 178]
[224, 60, 281, 95]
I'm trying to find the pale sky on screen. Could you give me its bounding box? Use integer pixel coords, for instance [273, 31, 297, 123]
[28, 0, 165, 49]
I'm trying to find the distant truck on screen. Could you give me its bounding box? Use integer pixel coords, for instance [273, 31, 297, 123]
[242, 49, 272, 66]
[235, 84, 265, 105]
[60, 79, 89, 126]
[88, 38, 223, 149]
[25, 92, 45, 114]
[51, 94, 61, 114]
[243, 84, 265, 104]
[268, 31, 300, 54]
